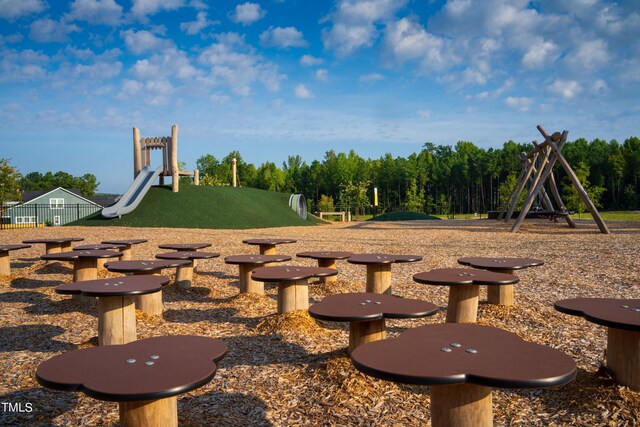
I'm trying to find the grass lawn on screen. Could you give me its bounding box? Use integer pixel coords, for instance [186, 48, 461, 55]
[74, 185, 326, 229]
[570, 211, 640, 221]
[368, 211, 440, 221]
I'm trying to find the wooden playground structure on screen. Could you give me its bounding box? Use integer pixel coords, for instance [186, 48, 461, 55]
[132, 124, 199, 193]
[498, 125, 609, 234]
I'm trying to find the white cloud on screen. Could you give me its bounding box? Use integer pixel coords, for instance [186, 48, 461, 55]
[359, 72, 384, 82]
[230, 2, 266, 25]
[0, 48, 48, 83]
[522, 38, 558, 69]
[0, 0, 46, 20]
[504, 96, 533, 112]
[180, 11, 218, 35]
[590, 78, 608, 93]
[67, 0, 123, 25]
[131, 0, 184, 17]
[383, 16, 451, 71]
[315, 69, 328, 81]
[322, 0, 407, 57]
[260, 26, 307, 48]
[549, 79, 582, 99]
[131, 48, 199, 80]
[29, 18, 80, 43]
[295, 83, 313, 99]
[121, 29, 174, 55]
[300, 54, 323, 66]
[416, 109, 432, 118]
[564, 39, 609, 72]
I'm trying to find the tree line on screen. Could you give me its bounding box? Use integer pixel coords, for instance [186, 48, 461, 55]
[194, 137, 640, 215]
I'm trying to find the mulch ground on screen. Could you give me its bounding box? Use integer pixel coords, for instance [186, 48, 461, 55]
[0, 218, 639, 426]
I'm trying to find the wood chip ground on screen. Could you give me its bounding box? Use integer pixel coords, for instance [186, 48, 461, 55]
[0, 219, 639, 426]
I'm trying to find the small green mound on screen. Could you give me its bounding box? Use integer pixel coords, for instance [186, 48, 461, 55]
[367, 211, 441, 221]
[74, 185, 325, 229]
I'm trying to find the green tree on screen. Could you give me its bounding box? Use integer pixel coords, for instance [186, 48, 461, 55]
[317, 194, 334, 212]
[562, 162, 606, 218]
[339, 180, 370, 215]
[402, 178, 425, 212]
[0, 159, 23, 210]
[255, 161, 286, 191]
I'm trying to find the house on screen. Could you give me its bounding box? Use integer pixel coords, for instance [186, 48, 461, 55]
[2, 187, 110, 227]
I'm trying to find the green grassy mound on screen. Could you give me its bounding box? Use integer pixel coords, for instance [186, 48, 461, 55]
[367, 211, 441, 221]
[74, 185, 325, 229]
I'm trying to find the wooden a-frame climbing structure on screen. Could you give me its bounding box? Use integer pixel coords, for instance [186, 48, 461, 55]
[498, 125, 609, 234]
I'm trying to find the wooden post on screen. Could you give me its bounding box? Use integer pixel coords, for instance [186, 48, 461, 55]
[232, 158, 237, 188]
[606, 327, 640, 390]
[349, 319, 386, 354]
[277, 280, 309, 313]
[45, 243, 63, 255]
[259, 244, 276, 255]
[446, 285, 479, 323]
[317, 259, 337, 283]
[133, 127, 141, 178]
[430, 383, 493, 427]
[120, 247, 132, 261]
[133, 272, 164, 315]
[175, 262, 193, 289]
[98, 296, 136, 345]
[72, 258, 98, 306]
[238, 264, 264, 294]
[0, 252, 10, 276]
[533, 141, 576, 228]
[193, 169, 199, 186]
[365, 264, 392, 294]
[120, 396, 178, 427]
[171, 124, 179, 193]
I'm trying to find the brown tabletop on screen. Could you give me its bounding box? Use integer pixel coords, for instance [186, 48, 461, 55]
[413, 268, 518, 323]
[242, 238, 297, 255]
[310, 293, 439, 353]
[0, 244, 31, 275]
[457, 257, 544, 271]
[297, 251, 353, 283]
[351, 323, 576, 427]
[347, 253, 423, 294]
[56, 275, 170, 297]
[252, 265, 337, 314]
[156, 251, 220, 261]
[158, 243, 212, 251]
[23, 237, 84, 255]
[74, 243, 126, 250]
[224, 254, 292, 265]
[41, 250, 123, 284]
[105, 259, 191, 273]
[555, 298, 640, 391]
[224, 254, 292, 295]
[101, 239, 148, 261]
[36, 335, 227, 426]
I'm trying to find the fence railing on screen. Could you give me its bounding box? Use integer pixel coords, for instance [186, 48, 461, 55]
[1, 204, 102, 230]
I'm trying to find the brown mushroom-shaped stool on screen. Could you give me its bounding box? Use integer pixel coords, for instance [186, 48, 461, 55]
[102, 239, 148, 261]
[347, 253, 423, 295]
[36, 335, 227, 427]
[24, 237, 84, 258]
[251, 265, 337, 313]
[554, 298, 640, 390]
[56, 276, 169, 345]
[75, 243, 127, 271]
[224, 254, 292, 295]
[242, 238, 297, 255]
[457, 257, 544, 306]
[413, 268, 519, 323]
[351, 323, 576, 427]
[104, 260, 191, 315]
[296, 251, 353, 283]
[0, 244, 31, 276]
[309, 293, 438, 353]
[155, 251, 220, 289]
[158, 243, 211, 270]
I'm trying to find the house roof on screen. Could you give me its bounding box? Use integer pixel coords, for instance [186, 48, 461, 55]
[21, 187, 103, 207]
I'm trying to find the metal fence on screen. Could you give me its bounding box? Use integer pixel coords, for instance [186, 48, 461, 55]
[1, 204, 102, 230]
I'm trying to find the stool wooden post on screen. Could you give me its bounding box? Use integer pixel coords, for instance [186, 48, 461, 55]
[447, 285, 479, 323]
[277, 280, 308, 313]
[349, 319, 386, 354]
[238, 264, 264, 294]
[366, 264, 392, 294]
[98, 296, 136, 345]
[175, 262, 194, 289]
[430, 383, 493, 427]
[486, 268, 515, 305]
[73, 258, 99, 305]
[260, 245, 277, 255]
[120, 247, 132, 261]
[45, 243, 63, 254]
[120, 396, 178, 427]
[0, 252, 10, 276]
[134, 272, 163, 315]
[318, 259, 337, 283]
[607, 327, 640, 391]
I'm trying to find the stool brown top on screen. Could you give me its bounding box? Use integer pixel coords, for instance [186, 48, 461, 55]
[351, 323, 576, 388]
[348, 253, 423, 265]
[251, 265, 337, 282]
[457, 257, 544, 271]
[413, 268, 519, 286]
[554, 298, 640, 332]
[75, 243, 126, 251]
[36, 335, 228, 402]
[155, 251, 221, 261]
[243, 238, 297, 246]
[24, 237, 84, 244]
[56, 275, 170, 297]
[102, 239, 148, 246]
[158, 243, 211, 251]
[309, 293, 438, 322]
[105, 259, 191, 273]
[224, 254, 292, 265]
[0, 244, 31, 252]
[41, 250, 124, 262]
[297, 251, 353, 261]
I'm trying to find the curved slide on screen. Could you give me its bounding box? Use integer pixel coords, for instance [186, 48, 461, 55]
[101, 166, 163, 218]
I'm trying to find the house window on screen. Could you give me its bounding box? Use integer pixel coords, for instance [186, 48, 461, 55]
[53, 216, 61, 226]
[50, 198, 64, 209]
[15, 216, 37, 224]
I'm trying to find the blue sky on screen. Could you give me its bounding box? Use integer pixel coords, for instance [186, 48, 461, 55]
[1, 0, 639, 193]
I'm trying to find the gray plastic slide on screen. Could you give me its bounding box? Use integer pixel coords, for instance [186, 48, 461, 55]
[101, 165, 163, 218]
